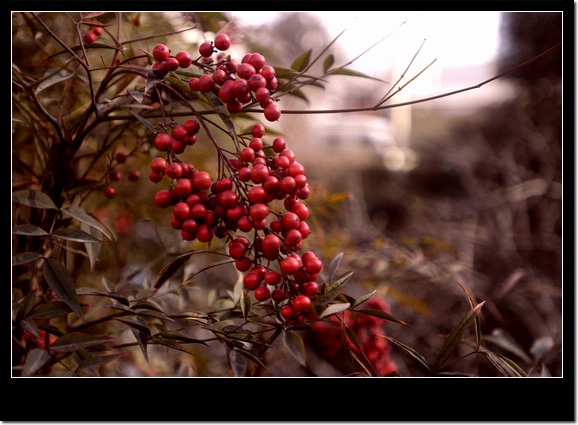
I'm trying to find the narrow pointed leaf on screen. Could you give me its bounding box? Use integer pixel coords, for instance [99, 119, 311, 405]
[82, 222, 102, 271]
[76, 353, 125, 372]
[350, 290, 376, 308]
[327, 67, 385, 82]
[228, 347, 248, 377]
[12, 224, 49, 236]
[283, 331, 306, 367]
[120, 104, 156, 132]
[34, 67, 73, 94]
[22, 348, 51, 377]
[240, 289, 252, 320]
[42, 258, 84, 322]
[382, 335, 431, 372]
[433, 301, 485, 372]
[13, 252, 43, 266]
[329, 271, 354, 293]
[52, 228, 101, 243]
[27, 301, 72, 320]
[318, 302, 350, 319]
[327, 252, 344, 283]
[61, 205, 114, 241]
[353, 308, 410, 326]
[16, 289, 38, 321]
[12, 190, 57, 209]
[154, 251, 194, 289]
[50, 332, 113, 352]
[323, 54, 335, 73]
[20, 318, 41, 339]
[290, 49, 312, 72]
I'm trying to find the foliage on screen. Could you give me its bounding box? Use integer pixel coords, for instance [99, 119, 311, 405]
[12, 11, 560, 378]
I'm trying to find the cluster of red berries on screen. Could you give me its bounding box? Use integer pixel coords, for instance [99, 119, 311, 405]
[310, 296, 398, 376]
[103, 152, 141, 199]
[83, 26, 104, 44]
[150, 33, 281, 122]
[145, 35, 320, 315]
[148, 116, 322, 313]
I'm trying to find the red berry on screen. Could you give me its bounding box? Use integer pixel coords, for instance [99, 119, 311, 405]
[114, 152, 127, 163]
[198, 74, 215, 93]
[249, 203, 269, 221]
[281, 305, 295, 320]
[150, 157, 167, 173]
[251, 124, 266, 138]
[165, 162, 183, 179]
[152, 61, 168, 78]
[154, 133, 172, 151]
[175, 51, 192, 68]
[196, 224, 214, 243]
[280, 256, 300, 275]
[254, 286, 271, 302]
[292, 295, 311, 312]
[165, 57, 180, 71]
[128, 170, 141, 182]
[109, 169, 122, 182]
[155, 189, 173, 208]
[172, 125, 187, 141]
[272, 137, 286, 153]
[243, 272, 262, 290]
[260, 65, 276, 81]
[193, 171, 212, 190]
[236, 63, 256, 80]
[264, 104, 281, 122]
[103, 186, 115, 199]
[199, 41, 214, 58]
[303, 282, 319, 297]
[214, 34, 231, 51]
[272, 289, 286, 303]
[152, 44, 170, 61]
[83, 31, 97, 43]
[173, 202, 191, 221]
[183, 119, 200, 135]
[248, 53, 266, 71]
[92, 27, 103, 36]
[265, 270, 282, 286]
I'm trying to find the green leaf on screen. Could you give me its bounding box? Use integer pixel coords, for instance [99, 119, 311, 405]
[329, 270, 354, 293]
[50, 332, 113, 352]
[382, 335, 431, 373]
[119, 104, 157, 133]
[22, 348, 50, 377]
[327, 67, 386, 82]
[323, 54, 335, 73]
[13, 251, 43, 266]
[52, 228, 101, 243]
[12, 190, 57, 210]
[154, 251, 194, 290]
[283, 331, 307, 367]
[34, 67, 73, 94]
[75, 353, 124, 372]
[290, 49, 312, 72]
[433, 301, 485, 372]
[27, 302, 72, 320]
[12, 224, 49, 236]
[318, 302, 350, 319]
[240, 289, 252, 320]
[42, 258, 85, 322]
[61, 205, 114, 241]
[350, 290, 376, 308]
[125, 316, 151, 362]
[327, 252, 344, 283]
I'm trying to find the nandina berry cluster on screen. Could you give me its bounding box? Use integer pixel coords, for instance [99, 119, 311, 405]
[310, 296, 398, 376]
[149, 33, 281, 122]
[148, 120, 321, 313]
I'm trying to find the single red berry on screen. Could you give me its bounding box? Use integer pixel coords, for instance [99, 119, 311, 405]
[165, 162, 183, 179]
[152, 44, 170, 61]
[249, 203, 269, 221]
[175, 51, 192, 68]
[154, 189, 173, 208]
[265, 270, 282, 286]
[183, 119, 200, 135]
[281, 305, 295, 320]
[150, 157, 167, 173]
[83, 31, 97, 44]
[243, 272, 262, 290]
[115, 152, 127, 163]
[248, 53, 266, 71]
[109, 169, 122, 182]
[196, 224, 214, 243]
[92, 26, 103, 36]
[189, 77, 200, 91]
[199, 41, 214, 58]
[165, 57, 180, 71]
[173, 202, 191, 221]
[198, 74, 215, 93]
[152, 61, 168, 78]
[128, 170, 141, 182]
[193, 171, 212, 190]
[154, 133, 172, 151]
[264, 104, 281, 122]
[292, 295, 312, 312]
[103, 186, 115, 199]
[251, 124, 266, 138]
[236, 63, 256, 80]
[272, 289, 286, 303]
[303, 281, 319, 297]
[272, 137, 286, 153]
[254, 286, 271, 302]
[280, 256, 301, 275]
[214, 34, 231, 51]
[260, 65, 276, 81]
